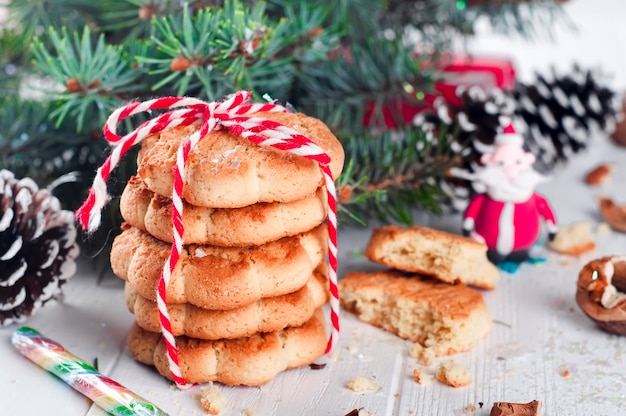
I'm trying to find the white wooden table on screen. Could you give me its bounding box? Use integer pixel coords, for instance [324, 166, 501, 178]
[3, 132, 626, 416]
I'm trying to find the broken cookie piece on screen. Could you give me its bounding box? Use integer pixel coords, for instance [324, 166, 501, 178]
[338, 270, 492, 357]
[490, 400, 542, 416]
[345, 376, 382, 393]
[364, 225, 499, 289]
[548, 221, 595, 255]
[435, 360, 472, 387]
[200, 383, 226, 415]
[409, 343, 436, 366]
[412, 368, 433, 385]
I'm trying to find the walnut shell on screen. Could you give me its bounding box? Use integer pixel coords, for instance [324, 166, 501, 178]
[576, 257, 626, 336]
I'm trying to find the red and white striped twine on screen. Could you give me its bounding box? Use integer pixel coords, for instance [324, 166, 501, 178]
[75, 91, 340, 388]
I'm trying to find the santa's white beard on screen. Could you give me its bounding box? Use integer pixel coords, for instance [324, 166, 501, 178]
[474, 165, 549, 203]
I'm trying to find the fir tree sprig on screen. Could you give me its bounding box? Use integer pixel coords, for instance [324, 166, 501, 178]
[137, 4, 228, 97]
[7, 0, 102, 44]
[31, 26, 143, 132]
[383, 0, 573, 45]
[0, 0, 574, 233]
[137, 1, 340, 100]
[99, 0, 165, 42]
[337, 126, 461, 224]
[297, 39, 438, 134]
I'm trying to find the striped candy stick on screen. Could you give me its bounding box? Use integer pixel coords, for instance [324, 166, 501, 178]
[75, 91, 340, 388]
[12, 326, 168, 416]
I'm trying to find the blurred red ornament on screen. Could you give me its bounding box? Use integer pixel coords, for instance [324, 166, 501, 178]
[363, 54, 516, 128]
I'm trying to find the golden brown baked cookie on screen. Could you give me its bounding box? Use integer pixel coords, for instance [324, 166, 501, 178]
[127, 309, 327, 386]
[120, 176, 327, 246]
[125, 268, 329, 340]
[136, 112, 344, 208]
[576, 256, 626, 335]
[339, 270, 492, 356]
[364, 225, 499, 289]
[111, 224, 327, 310]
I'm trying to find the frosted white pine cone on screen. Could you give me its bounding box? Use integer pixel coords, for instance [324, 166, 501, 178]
[0, 170, 79, 326]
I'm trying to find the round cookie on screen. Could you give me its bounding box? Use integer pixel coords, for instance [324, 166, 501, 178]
[125, 268, 329, 340]
[127, 309, 327, 386]
[136, 111, 345, 208]
[338, 270, 492, 356]
[576, 256, 626, 335]
[111, 224, 327, 310]
[120, 176, 327, 246]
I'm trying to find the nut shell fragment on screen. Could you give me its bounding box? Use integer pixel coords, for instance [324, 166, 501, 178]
[490, 400, 542, 416]
[599, 198, 626, 233]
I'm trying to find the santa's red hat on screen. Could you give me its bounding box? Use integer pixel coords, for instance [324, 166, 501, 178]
[495, 123, 523, 146]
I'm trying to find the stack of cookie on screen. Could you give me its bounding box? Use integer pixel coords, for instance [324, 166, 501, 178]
[110, 111, 344, 386]
[339, 225, 498, 358]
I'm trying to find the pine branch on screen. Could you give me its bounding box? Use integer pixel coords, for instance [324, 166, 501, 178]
[137, 1, 341, 100]
[383, 0, 573, 44]
[471, 1, 575, 41]
[0, 0, 576, 234]
[7, 0, 104, 44]
[296, 39, 438, 135]
[31, 26, 143, 132]
[337, 127, 461, 225]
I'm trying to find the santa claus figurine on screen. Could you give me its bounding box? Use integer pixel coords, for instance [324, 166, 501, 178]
[461, 123, 558, 265]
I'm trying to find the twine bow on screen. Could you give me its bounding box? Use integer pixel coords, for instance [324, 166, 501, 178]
[76, 91, 339, 389]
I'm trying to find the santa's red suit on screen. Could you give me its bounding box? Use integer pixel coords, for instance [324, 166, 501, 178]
[464, 192, 557, 255]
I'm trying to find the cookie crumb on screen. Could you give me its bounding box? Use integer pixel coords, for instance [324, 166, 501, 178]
[436, 360, 472, 387]
[409, 343, 436, 366]
[345, 376, 382, 393]
[200, 383, 225, 415]
[466, 404, 477, 412]
[242, 408, 256, 416]
[412, 368, 433, 385]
